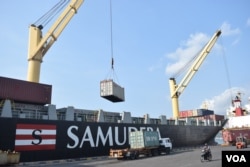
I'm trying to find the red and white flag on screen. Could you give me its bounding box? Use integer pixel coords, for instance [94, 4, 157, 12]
[15, 124, 56, 151]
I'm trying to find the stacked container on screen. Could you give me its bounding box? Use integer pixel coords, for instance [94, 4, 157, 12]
[0, 76, 52, 105]
[179, 109, 214, 118]
[196, 109, 214, 116]
[203, 114, 224, 121]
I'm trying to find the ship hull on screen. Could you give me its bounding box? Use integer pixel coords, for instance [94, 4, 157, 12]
[222, 114, 250, 145]
[0, 117, 222, 162]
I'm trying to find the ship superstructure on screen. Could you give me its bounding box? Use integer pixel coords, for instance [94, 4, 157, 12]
[222, 93, 250, 145]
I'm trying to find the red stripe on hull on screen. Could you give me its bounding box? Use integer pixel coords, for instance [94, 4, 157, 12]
[15, 144, 55, 151]
[16, 124, 56, 130]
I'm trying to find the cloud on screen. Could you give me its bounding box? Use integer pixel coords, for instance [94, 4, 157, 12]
[247, 18, 250, 27]
[200, 87, 250, 115]
[220, 22, 240, 36]
[231, 38, 240, 46]
[148, 57, 164, 72]
[165, 32, 210, 76]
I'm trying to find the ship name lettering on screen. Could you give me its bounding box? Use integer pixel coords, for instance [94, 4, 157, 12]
[67, 125, 127, 149]
[66, 125, 158, 149]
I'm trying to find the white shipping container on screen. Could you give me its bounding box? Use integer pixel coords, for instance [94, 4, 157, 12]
[193, 109, 198, 116]
[100, 79, 125, 102]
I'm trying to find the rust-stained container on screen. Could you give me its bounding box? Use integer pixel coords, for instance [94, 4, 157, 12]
[100, 79, 125, 102]
[0, 76, 52, 105]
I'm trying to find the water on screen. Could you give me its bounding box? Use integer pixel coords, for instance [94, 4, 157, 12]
[215, 131, 223, 144]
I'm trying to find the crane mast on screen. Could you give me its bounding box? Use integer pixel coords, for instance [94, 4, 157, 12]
[169, 30, 221, 119]
[27, 0, 84, 83]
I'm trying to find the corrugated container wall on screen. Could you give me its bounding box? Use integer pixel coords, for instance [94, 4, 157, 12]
[129, 131, 159, 149]
[0, 76, 52, 105]
[100, 80, 125, 102]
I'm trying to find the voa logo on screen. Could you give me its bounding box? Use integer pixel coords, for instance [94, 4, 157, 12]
[222, 151, 250, 167]
[226, 155, 246, 162]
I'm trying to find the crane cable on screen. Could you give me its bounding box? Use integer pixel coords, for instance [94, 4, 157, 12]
[172, 46, 203, 79]
[172, 37, 233, 105]
[220, 39, 233, 104]
[105, 0, 120, 84]
[34, 0, 69, 29]
[110, 0, 114, 70]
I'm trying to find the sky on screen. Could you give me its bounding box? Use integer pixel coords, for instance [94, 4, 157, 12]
[1, 0, 250, 119]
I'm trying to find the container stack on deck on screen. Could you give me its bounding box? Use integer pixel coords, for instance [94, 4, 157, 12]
[178, 109, 224, 123]
[179, 109, 214, 118]
[0, 76, 52, 105]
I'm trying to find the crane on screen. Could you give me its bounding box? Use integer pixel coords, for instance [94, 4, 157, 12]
[27, 0, 84, 83]
[169, 30, 221, 119]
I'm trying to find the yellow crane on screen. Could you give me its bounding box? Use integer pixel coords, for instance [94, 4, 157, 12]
[169, 30, 221, 119]
[27, 0, 84, 83]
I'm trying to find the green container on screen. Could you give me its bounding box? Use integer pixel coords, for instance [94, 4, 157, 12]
[129, 131, 159, 149]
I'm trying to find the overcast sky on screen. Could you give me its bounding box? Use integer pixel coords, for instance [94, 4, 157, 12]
[1, 0, 250, 118]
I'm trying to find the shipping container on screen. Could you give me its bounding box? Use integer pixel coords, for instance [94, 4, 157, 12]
[179, 110, 194, 118]
[129, 131, 159, 149]
[100, 80, 125, 102]
[197, 109, 214, 116]
[193, 109, 198, 117]
[196, 114, 225, 122]
[0, 76, 52, 105]
[187, 110, 193, 117]
[207, 114, 224, 121]
[179, 111, 188, 118]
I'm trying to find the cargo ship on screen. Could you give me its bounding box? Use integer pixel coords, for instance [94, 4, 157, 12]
[222, 93, 250, 145]
[0, 0, 228, 163]
[0, 76, 226, 162]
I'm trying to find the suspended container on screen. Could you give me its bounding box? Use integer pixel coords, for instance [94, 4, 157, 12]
[100, 79, 125, 102]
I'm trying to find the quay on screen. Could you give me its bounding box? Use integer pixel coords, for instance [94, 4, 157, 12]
[17, 145, 250, 167]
